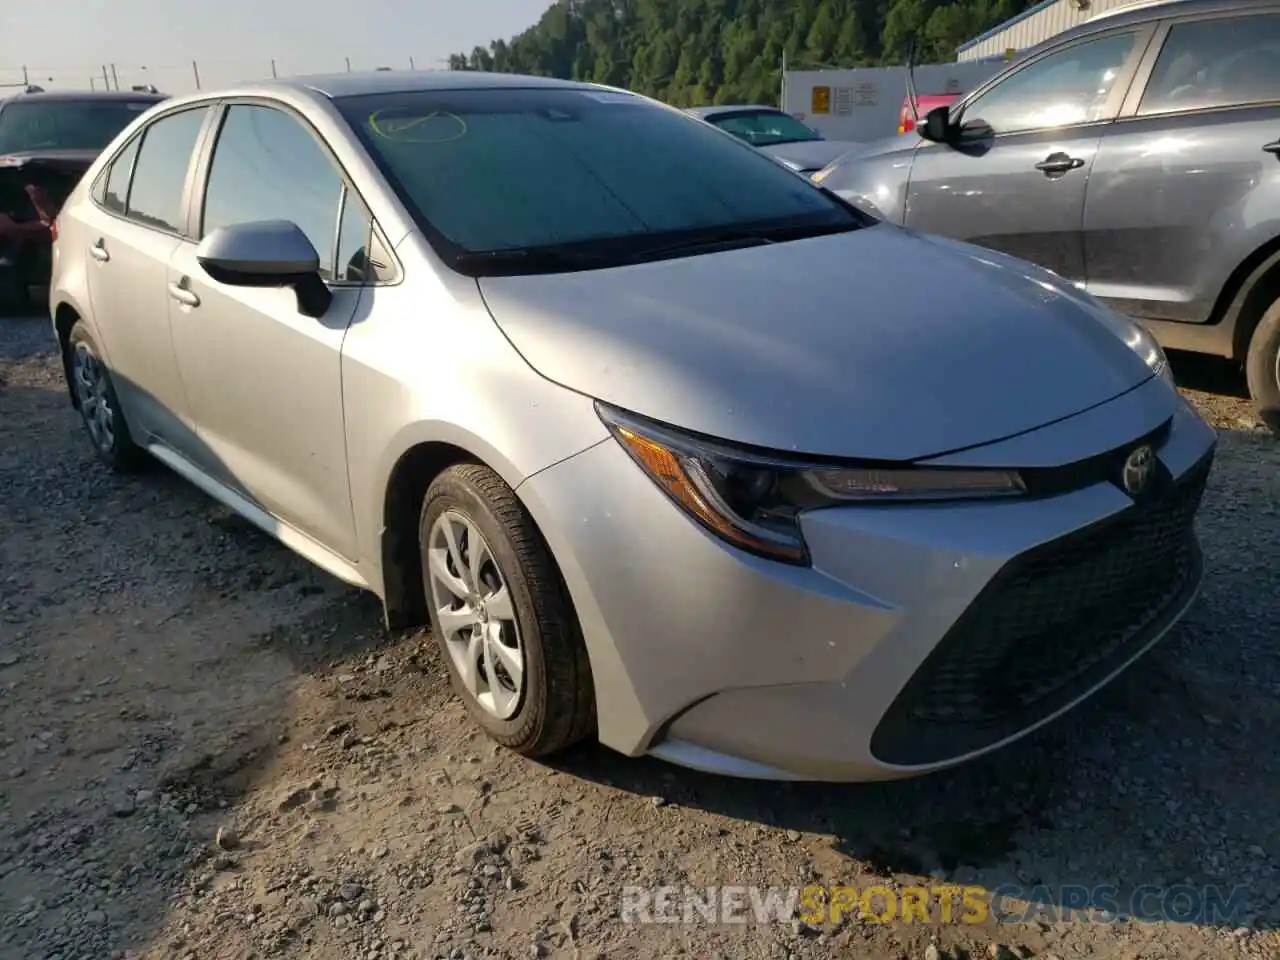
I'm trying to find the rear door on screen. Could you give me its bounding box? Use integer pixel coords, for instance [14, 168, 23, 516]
[81, 105, 213, 451]
[904, 25, 1154, 284]
[1082, 8, 1280, 323]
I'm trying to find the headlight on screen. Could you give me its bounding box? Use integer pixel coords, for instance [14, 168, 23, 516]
[597, 404, 1026, 565]
[1122, 320, 1174, 386]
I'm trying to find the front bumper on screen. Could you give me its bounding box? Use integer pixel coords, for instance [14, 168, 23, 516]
[517, 381, 1217, 781]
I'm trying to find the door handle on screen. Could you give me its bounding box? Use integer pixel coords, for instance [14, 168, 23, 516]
[1035, 153, 1085, 175]
[89, 239, 110, 262]
[1264, 140, 1280, 156]
[167, 281, 200, 308]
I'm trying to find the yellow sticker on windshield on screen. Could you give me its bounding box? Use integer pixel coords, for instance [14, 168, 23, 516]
[369, 110, 467, 143]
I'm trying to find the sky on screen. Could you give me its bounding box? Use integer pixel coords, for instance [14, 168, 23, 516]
[0, 0, 552, 94]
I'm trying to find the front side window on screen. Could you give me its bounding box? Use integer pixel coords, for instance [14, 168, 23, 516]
[202, 105, 344, 280]
[0, 99, 157, 154]
[335, 87, 862, 274]
[335, 188, 373, 282]
[962, 32, 1139, 134]
[1139, 14, 1280, 115]
[126, 107, 210, 234]
[707, 109, 822, 146]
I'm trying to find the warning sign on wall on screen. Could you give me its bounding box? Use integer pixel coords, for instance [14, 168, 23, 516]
[811, 85, 831, 114]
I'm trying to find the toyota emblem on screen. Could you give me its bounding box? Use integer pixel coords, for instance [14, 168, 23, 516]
[1121, 444, 1155, 496]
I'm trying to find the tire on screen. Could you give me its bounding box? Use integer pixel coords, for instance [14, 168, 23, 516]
[1245, 297, 1280, 435]
[419, 463, 595, 757]
[66, 321, 146, 471]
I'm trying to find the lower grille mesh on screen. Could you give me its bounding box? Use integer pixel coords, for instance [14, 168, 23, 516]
[870, 453, 1212, 766]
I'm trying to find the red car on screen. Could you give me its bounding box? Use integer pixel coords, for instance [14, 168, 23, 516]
[898, 92, 962, 135]
[0, 87, 165, 313]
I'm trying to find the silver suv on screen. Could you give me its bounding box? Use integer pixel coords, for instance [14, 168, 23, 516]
[815, 0, 1280, 431]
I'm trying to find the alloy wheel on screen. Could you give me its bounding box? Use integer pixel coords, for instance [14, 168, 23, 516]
[72, 342, 115, 454]
[427, 509, 525, 720]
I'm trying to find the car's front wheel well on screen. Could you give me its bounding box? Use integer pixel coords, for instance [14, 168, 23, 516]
[1208, 235, 1280, 362]
[54, 303, 81, 408]
[379, 441, 478, 630]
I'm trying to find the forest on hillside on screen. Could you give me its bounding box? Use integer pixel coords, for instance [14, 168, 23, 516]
[447, 0, 1038, 107]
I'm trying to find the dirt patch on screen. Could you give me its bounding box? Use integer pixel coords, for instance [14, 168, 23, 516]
[2, 320, 1277, 960]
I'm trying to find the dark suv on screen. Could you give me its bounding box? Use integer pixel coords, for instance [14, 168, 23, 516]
[0, 88, 166, 312]
[814, 0, 1280, 431]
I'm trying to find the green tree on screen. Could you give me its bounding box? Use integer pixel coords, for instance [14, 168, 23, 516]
[452, 0, 1038, 105]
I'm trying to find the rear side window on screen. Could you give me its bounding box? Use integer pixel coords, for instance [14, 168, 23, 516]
[1138, 14, 1280, 115]
[201, 105, 344, 280]
[103, 136, 140, 215]
[126, 107, 209, 234]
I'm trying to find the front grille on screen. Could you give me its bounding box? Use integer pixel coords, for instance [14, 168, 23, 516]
[870, 451, 1213, 767]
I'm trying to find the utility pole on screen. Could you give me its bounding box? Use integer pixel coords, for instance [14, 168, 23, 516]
[270, 59, 278, 78]
[345, 56, 352, 72]
[21, 66, 28, 85]
[192, 60, 201, 89]
[780, 49, 787, 110]
[110, 63, 119, 90]
[408, 56, 416, 70]
[102, 64, 110, 89]
[89, 76, 96, 91]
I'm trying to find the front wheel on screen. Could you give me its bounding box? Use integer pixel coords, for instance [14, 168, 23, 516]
[1245, 298, 1280, 435]
[419, 463, 595, 757]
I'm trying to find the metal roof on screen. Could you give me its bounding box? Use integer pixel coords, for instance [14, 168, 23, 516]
[956, 0, 1063, 54]
[957, 0, 1272, 57]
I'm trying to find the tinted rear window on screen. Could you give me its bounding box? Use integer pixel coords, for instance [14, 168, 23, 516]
[0, 99, 158, 154]
[335, 87, 854, 259]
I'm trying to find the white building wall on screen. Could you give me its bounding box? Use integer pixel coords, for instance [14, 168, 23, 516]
[781, 61, 1005, 141]
[957, 0, 1146, 61]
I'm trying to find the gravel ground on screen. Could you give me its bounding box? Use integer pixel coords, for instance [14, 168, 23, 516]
[1, 312, 1278, 960]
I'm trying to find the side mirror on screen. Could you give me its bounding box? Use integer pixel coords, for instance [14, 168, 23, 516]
[918, 105, 953, 143]
[957, 118, 995, 142]
[196, 220, 333, 319]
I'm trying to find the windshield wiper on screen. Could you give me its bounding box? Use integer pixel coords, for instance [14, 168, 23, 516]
[626, 232, 776, 263]
[452, 247, 614, 275]
[627, 221, 862, 264]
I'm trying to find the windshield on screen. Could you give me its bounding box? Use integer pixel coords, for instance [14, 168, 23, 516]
[705, 109, 823, 146]
[0, 99, 156, 154]
[336, 87, 862, 275]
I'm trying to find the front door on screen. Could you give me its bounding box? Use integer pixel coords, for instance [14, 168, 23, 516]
[905, 27, 1153, 285]
[167, 102, 364, 560]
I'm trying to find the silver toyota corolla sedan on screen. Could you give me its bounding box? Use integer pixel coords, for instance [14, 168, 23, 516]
[48, 71, 1216, 782]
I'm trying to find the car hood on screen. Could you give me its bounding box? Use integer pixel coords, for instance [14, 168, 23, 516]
[757, 140, 861, 172]
[478, 225, 1156, 461]
[820, 133, 918, 166]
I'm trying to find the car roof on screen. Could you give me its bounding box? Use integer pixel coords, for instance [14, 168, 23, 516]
[686, 104, 783, 119]
[0, 90, 167, 105]
[250, 70, 602, 100]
